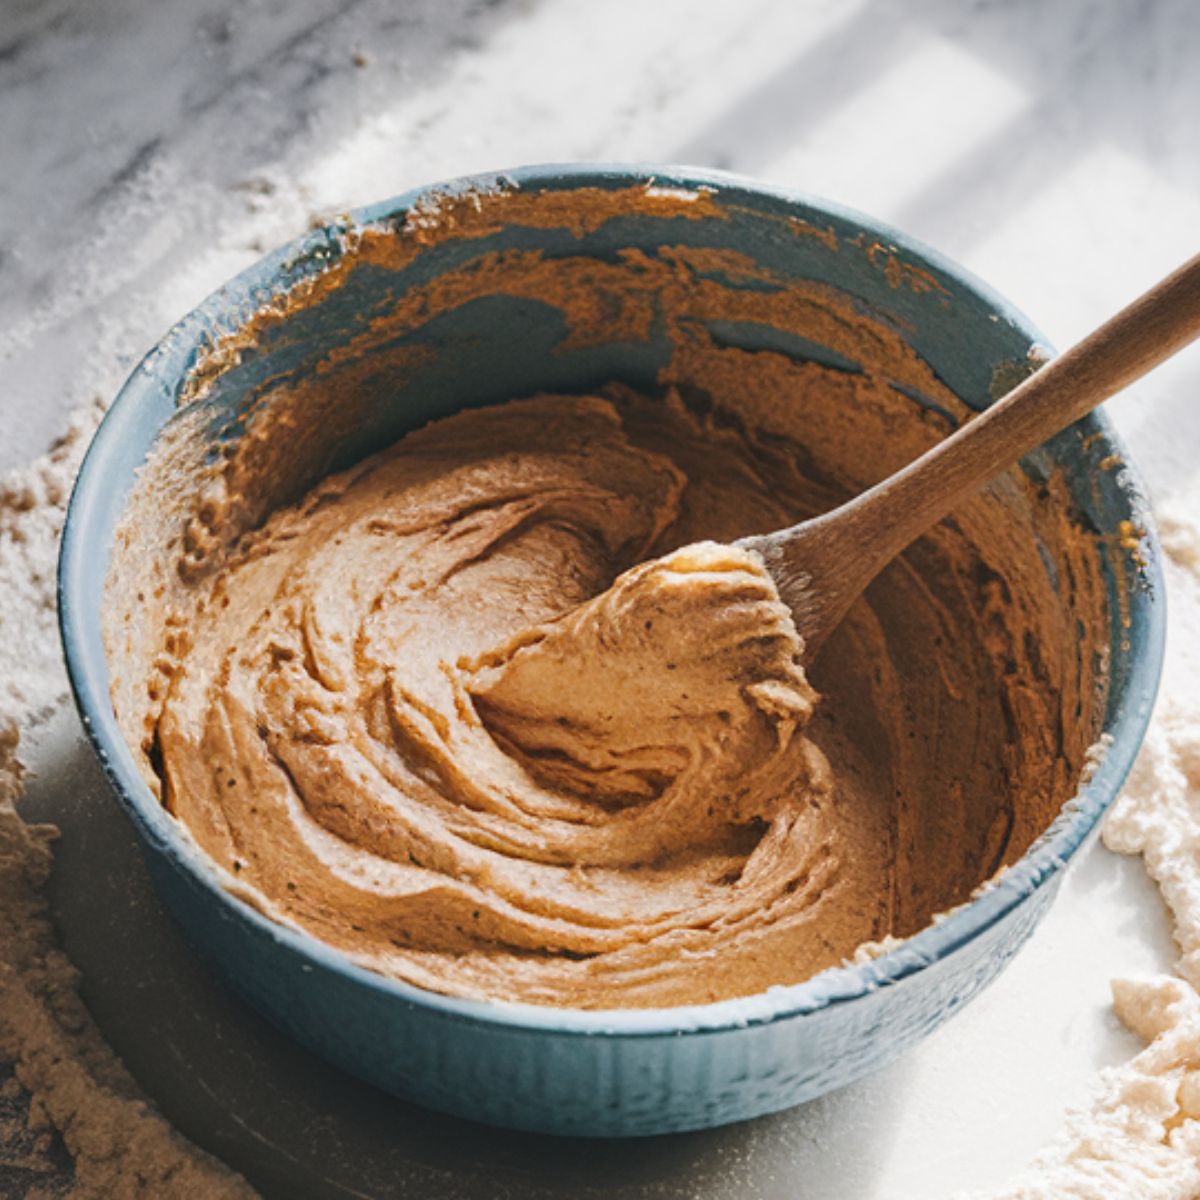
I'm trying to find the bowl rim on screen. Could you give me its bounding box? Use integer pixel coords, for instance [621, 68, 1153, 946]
[58, 162, 1166, 1038]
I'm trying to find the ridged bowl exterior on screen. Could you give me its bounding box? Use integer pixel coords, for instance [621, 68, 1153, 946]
[141, 847, 1058, 1135]
[59, 165, 1164, 1136]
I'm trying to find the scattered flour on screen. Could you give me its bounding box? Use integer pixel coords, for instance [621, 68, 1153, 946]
[0, 419, 254, 1197]
[963, 975, 1200, 1200]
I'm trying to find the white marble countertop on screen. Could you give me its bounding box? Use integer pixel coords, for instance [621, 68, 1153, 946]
[3, 1, 1199, 1196]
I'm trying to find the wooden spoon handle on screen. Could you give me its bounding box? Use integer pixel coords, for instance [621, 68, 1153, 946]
[837, 250, 1200, 569]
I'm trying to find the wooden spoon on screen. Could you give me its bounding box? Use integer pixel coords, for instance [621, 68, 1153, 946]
[738, 252, 1200, 658]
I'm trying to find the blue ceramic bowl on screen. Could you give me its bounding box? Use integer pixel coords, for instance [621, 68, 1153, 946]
[59, 165, 1164, 1137]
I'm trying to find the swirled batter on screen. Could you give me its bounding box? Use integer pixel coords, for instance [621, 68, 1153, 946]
[153, 393, 885, 1007]
[131, 357, 1109, 1008]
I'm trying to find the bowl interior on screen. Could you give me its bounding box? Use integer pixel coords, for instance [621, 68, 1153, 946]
[60, 166, 1164, 1033]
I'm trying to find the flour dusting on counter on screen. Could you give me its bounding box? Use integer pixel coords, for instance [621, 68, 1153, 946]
[963, 976, 1200, 1199]
[0, 421, 254, 1198]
